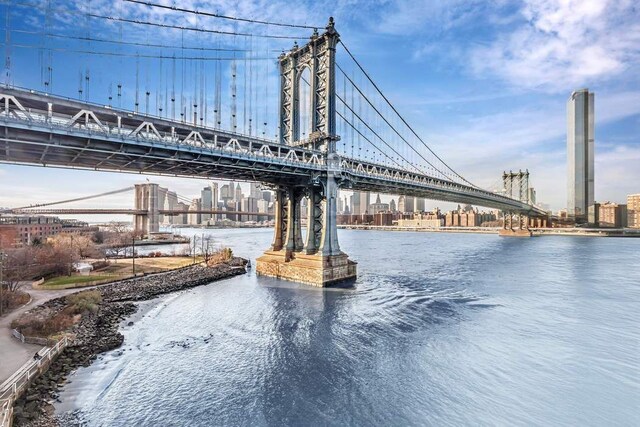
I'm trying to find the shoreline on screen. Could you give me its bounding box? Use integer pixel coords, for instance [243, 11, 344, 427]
[337, 225, 640, 237]
[10, 259, 248, 427]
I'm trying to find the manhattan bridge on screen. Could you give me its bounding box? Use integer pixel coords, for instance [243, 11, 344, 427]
[0, 1, 545, 286]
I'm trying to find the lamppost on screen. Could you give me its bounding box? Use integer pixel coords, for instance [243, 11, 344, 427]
[0, 251, 7, 317]
[132, 235, 136, 276]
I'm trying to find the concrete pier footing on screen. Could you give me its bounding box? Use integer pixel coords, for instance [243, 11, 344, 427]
[498, 228, 533, 237]
[256, 250, 357, 287]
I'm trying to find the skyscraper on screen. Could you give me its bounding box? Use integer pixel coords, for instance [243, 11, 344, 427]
[201, 186, 213, 223]
[235, 183, 243, 203]
[567, 88, 595, 223]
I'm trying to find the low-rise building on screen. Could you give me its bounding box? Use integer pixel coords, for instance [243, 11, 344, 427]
[628, 194, 640, 228]
[598, 202, 627, 228]
[0, 215, 63, 246]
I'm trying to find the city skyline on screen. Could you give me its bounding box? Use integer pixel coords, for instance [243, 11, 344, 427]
[0, 1, 638, 211]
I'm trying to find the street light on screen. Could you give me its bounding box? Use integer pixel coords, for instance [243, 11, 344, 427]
[0, 251, 7, 317]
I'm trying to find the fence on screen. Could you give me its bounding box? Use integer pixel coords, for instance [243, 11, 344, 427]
[10, 329, 53, 346]
[0, 336, 70, 427]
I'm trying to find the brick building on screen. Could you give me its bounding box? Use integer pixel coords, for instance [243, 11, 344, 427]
[0, 215, 63, 246]
[628, 194, 640, 228]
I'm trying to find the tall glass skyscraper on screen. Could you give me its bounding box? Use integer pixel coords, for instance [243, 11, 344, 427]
[567, 89, 595, 223]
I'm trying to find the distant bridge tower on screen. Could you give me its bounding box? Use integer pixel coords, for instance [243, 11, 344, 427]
[501, 170, 533, 236]
[256, 18, 357, 286]
[134, 183, 159, 235]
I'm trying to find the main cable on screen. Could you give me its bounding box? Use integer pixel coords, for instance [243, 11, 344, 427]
[122, 0, 320, 30]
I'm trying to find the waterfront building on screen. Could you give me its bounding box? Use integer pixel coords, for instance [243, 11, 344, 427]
[350, 191, 370, 215]
[369, 194, 389, 214]
[628, 194, 640, 228]
[398, 196, 415, 213]
[398, 212, 443, 228]
[567, 88, 595, 223]
[588, 203, 600, 226]
[389, 199, 396, 212]
[598, 202, 627, 228]
[241, 197, 258, 222]
[445, 211, 461, 227]
[175, 202, 189, 225]
[0, 215, 63, 246]
[416, 198, 426, 212]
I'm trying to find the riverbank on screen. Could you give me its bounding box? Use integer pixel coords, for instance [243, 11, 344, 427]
[338, 224, 640, 237]
[9, 259, 247, 427]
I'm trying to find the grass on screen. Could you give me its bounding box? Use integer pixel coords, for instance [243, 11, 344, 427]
[39, 257, 203, 289]
[42, 275, 115, 287]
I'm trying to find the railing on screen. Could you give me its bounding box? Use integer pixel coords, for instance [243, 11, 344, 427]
[0, 336, 71, 427]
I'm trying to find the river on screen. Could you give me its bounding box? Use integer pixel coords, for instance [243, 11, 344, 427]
[56, 228, 640, 426]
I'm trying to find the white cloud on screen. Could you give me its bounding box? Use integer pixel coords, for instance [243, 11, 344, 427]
[470, 0, 640, 92]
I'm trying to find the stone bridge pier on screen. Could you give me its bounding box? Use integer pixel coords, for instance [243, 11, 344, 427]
[499, 211, 533, 237]
[133, 183, 159, 236]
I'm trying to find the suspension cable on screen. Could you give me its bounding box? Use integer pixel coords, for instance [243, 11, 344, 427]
[7, 1, 306, 40]
[6, 186, 134, 211]
[339, 40, 478, 188]
[336, 94, 423, 174]
[3, 44, 271, 61]
[122, 0, 320, 30]
[4, 28, 251, 52]
[337, 64, 447, 179]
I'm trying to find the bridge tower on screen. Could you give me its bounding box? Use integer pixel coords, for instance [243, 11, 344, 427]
[134, 183, 159, 236]
[500, 170, 533, 237]
[256, 18, 357, 286]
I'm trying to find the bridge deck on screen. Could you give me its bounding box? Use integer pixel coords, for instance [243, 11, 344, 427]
[0, 87, 544, 215]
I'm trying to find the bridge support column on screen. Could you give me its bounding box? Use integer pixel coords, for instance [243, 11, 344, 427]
[133, 183, 159, 237]
[256, 179, 357, 287]
[499, 210, 532, 237]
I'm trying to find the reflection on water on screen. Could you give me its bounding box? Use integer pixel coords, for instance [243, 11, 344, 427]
[57, 229, 640, 426]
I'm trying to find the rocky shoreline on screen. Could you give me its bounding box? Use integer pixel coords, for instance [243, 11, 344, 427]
[11, 258, 248, 427]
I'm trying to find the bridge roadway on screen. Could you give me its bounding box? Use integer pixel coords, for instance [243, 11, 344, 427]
[0, 87, 544, 216]
[7, 208, 274, 217]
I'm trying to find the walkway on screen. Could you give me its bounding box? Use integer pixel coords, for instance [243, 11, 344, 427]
[0, 288, 80, 384]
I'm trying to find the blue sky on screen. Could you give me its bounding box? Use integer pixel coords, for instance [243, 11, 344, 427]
[0, 0, 638, 220]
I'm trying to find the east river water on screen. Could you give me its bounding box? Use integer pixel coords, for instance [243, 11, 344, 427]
[57, 229, 640, 426]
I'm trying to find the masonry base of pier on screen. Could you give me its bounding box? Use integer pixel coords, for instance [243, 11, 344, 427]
[499, 228, 533, 237]
[256, 251, 357, 287]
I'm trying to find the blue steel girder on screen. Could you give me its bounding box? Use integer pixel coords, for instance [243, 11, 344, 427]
[0, 87, 544, 216]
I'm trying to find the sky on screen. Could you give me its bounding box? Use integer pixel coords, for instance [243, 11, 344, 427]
[0, 0, 638, 222]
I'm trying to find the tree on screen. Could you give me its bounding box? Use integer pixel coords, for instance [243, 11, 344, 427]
[49, 233, 99, 259]
[104, 222, 134, 258]
[200, 235, 216, 263]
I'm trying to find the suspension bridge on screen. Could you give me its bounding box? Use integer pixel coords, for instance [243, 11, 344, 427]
[0, 3, 545, 285]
